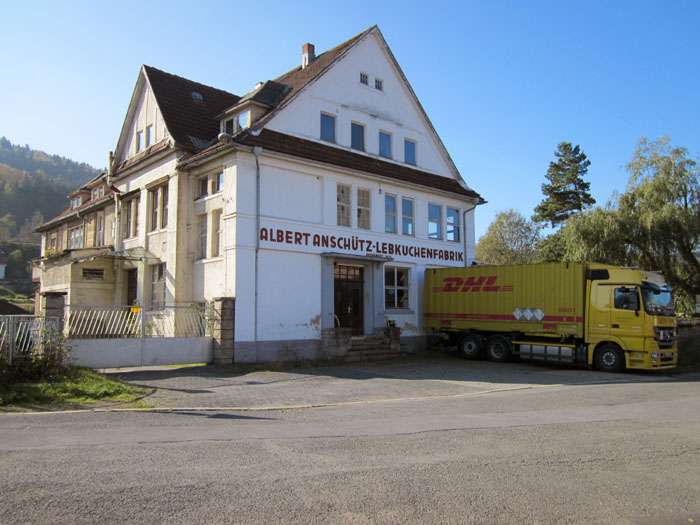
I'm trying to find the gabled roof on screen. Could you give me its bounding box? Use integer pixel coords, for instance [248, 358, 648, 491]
[248, 26, 375, 131]
[36, 174, 118, 232]
[143, 65, 240, 149]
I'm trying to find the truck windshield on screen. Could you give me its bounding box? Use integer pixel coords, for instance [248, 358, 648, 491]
[641, 286, 674, 316]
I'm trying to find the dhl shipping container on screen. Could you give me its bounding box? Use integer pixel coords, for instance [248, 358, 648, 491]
[423, 262, 677, 371]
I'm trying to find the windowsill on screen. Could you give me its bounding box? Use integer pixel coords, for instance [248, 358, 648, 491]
[359, 83, 385, 95]
[147, 228, 168, 235]
[385, 308, 414, 315]
[194, 256, 223, 264]
[195, 192, 222, 203]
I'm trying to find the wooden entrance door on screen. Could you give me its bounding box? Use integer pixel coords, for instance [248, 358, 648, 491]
[334, 265, 364, 335]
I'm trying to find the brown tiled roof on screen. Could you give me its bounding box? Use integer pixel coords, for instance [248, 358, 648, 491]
[143, 65, 240, 150]
[114, 138, 171, 174]
[239, 129, 483, 201]
[36, 189, 117, 232]
[247, 27, 375, 130]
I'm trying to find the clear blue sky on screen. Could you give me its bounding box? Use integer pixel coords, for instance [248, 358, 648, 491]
[2, 0, 699, 239]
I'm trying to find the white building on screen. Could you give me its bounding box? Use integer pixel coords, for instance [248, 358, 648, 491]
[35, 26, 483, 362]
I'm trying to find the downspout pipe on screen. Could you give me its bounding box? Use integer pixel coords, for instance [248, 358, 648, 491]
[463, 201, 477, 267]
[253, 146, 262, 344]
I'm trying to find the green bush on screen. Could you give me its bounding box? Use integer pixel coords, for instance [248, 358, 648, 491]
[0, 328, 71, 388]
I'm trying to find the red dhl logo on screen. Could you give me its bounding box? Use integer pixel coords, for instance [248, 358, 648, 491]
[433, 276, 514, 293]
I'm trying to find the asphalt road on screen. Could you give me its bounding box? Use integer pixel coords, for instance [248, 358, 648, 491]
[1, 369, 699, 524]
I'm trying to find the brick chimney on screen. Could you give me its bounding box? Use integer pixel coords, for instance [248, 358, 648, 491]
[302, 43, 315, 69]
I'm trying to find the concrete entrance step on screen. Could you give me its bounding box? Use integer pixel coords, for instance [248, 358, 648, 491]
[346, 335, 400, 362]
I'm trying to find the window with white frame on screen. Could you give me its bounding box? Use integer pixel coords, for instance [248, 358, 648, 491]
[404, 139, 416, 165]
[375, 78, 383, 91]
[428, 203, 442, 239]
[95, 214, 104, 246]
[122, 197, 139, 239]
[150, 263, 166, 307]
[402, 197, 414, 236]
[237, 110, 250, 130]
[148, 184, 168, 232]
[385, 267, 409, 309]
[351, 122, 365, 151]
[197, 214, 207, 260]
[385, 194, 397, 233]
[320, 113, 336, 143]
[48, 234, 57, 253]
[337, 184, 351, 227]
[196, 176, 208, 199]
[146, 125, 153, 147]
[149, 187, 160, 232]
[212, 209, 222, 257]
[357, 188, 371, 230]
[224, 118, 234, 134]
[67, 226, 84, 249]
[136, 130, 143, 152]
[213, 172, 223, 193]
[379, 131, 391, 158]
[446, 207, 460, 242]
[360, 72, 368, 85]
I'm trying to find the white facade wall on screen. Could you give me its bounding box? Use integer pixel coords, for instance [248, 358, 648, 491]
[49, 28, 481, 363]
[268, 32, 455, 179]
[221, 148, 476, 360]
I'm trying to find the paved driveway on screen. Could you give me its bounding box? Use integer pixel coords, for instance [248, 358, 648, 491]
[108, 353, 677, 410]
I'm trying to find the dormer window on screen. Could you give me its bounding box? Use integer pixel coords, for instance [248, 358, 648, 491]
[237, 110, 250, 130]
[71, 196, 82, 209]
[224, 118, 234, 134]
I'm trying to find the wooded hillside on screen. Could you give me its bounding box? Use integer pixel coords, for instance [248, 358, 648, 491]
[0, 137, 102, 243]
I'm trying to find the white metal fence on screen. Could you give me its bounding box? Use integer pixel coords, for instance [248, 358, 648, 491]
[0, 315, 62, 365]
[65, 305, 214, 339]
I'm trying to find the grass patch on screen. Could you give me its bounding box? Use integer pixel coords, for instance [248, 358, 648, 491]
[0, 367, 149, 410]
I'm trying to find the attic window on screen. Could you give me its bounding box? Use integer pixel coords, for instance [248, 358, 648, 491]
[192, 91, 204, 104]
[224, 119, 234, 134]
[375, 78, 383, 91]
[360, 72, 368, 85]
[237, 111, 250, 130]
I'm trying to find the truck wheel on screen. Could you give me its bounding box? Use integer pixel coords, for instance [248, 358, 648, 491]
[595, 344, 625, 372]
[459, 334, 482, 360]
[486, 335, 512, 362]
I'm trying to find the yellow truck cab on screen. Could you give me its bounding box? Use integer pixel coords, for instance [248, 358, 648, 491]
[586, 265, 677, 370]
[423, 262, 677, 372]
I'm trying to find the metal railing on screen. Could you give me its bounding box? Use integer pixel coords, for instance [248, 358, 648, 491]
[0, 315, 62, 365]
[65, 305, 215, 339]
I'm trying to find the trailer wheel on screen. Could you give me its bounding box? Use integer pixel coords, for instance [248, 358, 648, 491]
[594, 344, 625, 372]
[459, 333, 482, 360]
[485, 335, 512, 362]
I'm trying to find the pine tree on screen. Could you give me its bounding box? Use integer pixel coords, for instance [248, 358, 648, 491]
[533, 142, 595, 228]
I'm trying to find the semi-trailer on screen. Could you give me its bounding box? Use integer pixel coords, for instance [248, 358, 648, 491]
[423, 262, 677, 371]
